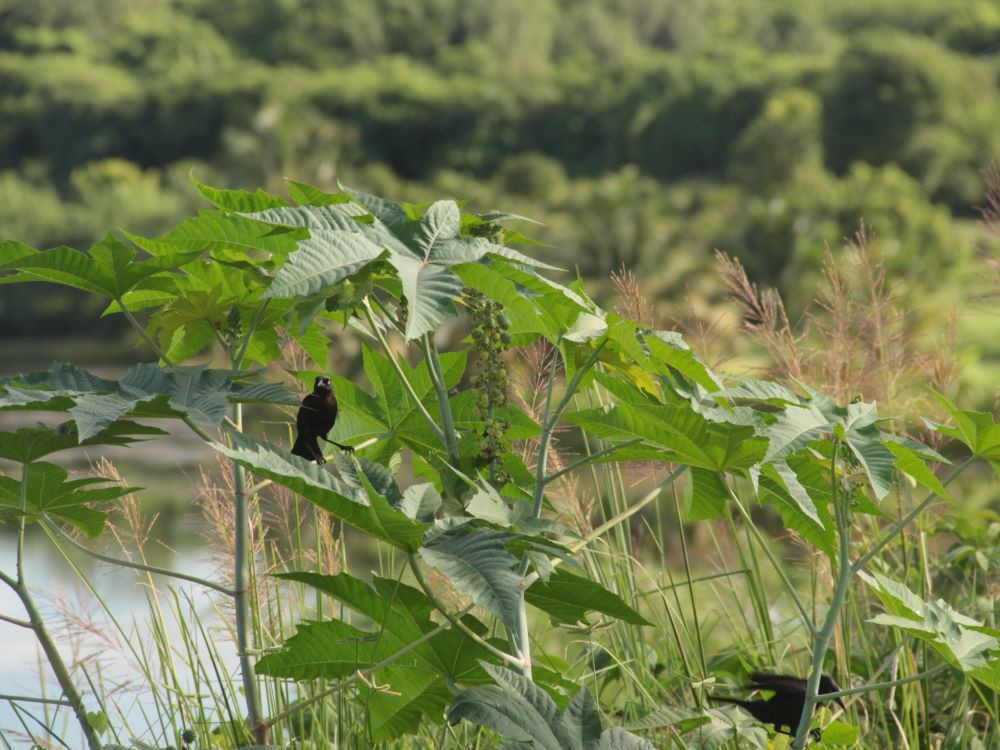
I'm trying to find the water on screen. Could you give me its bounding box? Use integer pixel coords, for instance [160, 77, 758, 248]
[0, 412, 244, 749]
[0, 528, 241, 749]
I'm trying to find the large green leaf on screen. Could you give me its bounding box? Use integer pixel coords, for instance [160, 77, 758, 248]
[263, 229, 386, 298]
[259, 570, 493, 739]
[757, 457, 836, 557]
[391, 254, 464, 340]
[3, 362, 297, 438]
[211, 432, 427, 549]
[126, 210, 302, 259]
[448, 663, 655, 750]
[364, 664, 453, 741]
[682, 467, 731, 521]
[927, 392, 1000, 474]
[190, 175, 289, 212]
[419, 528, 523, 634]
[0, 234, 199, 299]
[524, 568, 650, 626]
[565, 402, 767, 472]
[760, 402, 832, 464]
[0, 462, 135, 538]
[0, 420, 165, 464]
[255, 617, 400, 679]
[861, 572, 999, 671]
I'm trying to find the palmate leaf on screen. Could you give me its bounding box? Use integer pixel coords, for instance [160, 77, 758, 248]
[927, 391, 1000, 474]
[0, 236, 199, 299]
[682, 467, 730, 521]
[255, 616, 398, 680]
[364, 665, 454, 741]
[260, 570, 494, 740]
[0, 420, 165, 464]
[757, 457, 836, 557]
[565, 402, 767, 472]
[211, 432, 427, 550]
[329, 344, 474, 464]
[419, 527, 523, 634]
[861, 571, 1000, 671]
[524, 568, 650, 627]
[2, 362, 298, 438]
[0, 462, 135, 538]
[449, 663, 655, 750]
[391, 254, 465, 340]
[274, 572, 493, 681]
[251, 193, 554, 339]
[126, 210, 303, 259]
[190, 174, 289, 212]
[262, 230, 386, 298]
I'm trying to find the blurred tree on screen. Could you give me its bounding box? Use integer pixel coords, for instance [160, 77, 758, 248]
[728, 88, 822, 191]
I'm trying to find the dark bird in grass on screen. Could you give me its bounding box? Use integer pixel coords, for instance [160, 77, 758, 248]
[291, 376, 353, 464]
[709, 672, 846, 741]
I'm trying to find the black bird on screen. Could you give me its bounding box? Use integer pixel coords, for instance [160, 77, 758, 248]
[709, 672, 845, 740]
[291, 376, 353, 464]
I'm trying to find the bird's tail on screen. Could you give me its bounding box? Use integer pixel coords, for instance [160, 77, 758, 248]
[291, 435, 319, 461]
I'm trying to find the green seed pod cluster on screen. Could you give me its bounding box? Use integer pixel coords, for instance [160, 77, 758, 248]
[397, 295, 409, 330]
[469, 221, 505, 243]
[465, 289, 512, 484]
[219, 304, 243, 349]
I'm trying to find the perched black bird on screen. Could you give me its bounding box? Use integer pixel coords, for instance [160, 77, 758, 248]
[291, 376, 353, 464]
[709, 672, 845, 740]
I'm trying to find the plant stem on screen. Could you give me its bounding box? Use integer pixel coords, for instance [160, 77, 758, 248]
[422, 334, 460, 464]
[818, 663, 949, 702]
[234, 298, 271, 370]
[117, 297, 175, 366]
[4, 471, 103, 750]
[511, 343, 563, 676]
[793, 442, 851, 749]
[852, 456, 974, 574]
[0, 694, 73, 706]
[362, 299, 447, 445]
[45, 521, 235, 596]
[230, 401, 267, 744]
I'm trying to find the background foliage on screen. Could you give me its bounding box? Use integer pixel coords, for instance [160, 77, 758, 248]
[2, 0, 1000, 398]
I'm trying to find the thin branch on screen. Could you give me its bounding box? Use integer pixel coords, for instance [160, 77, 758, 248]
[0, 613, 34, 629]
[422, 334, 460, 463]
[0, 694, 72, 706]
[234, 298, 271, 370]
[818, 663, 949, 703]
[117, 298, 174, 366]
[45, 522, 235, 596]
[793, 442, 852, 749]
